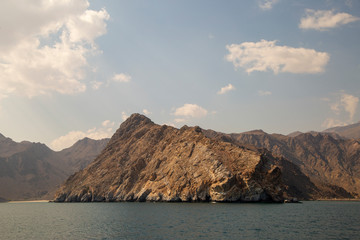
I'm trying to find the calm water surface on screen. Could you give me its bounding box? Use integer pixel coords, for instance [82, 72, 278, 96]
[0, 201, 359, 239]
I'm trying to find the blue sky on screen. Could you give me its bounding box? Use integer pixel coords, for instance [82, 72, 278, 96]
[0, 0, 359, 150]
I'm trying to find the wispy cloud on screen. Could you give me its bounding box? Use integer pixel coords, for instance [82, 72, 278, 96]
[258, 90, 272, 96]
[50, 120, 115, 151]
[174, 104, 208, 118]
[112, 73, 132, 83]
[299, 9, 359, 30]
[0, 1, 109, 98]
[121, 111, 129, 121]
[258, 0, 279, 10]
[91, 81, 103, 90]
[226, 39, 329, 74]
[143, 109, 151, 115]
[321, 118, 348, 129]
[217, 84, 235, 95]
[322, 91, 359, 128]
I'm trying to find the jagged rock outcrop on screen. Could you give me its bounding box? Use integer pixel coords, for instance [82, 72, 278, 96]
[54, 114, 285, 203]
[203, 129, 360, 198]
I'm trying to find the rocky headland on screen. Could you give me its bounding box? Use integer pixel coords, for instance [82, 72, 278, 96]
[203, 129, 360, 198]
[54, 114, 286, 203]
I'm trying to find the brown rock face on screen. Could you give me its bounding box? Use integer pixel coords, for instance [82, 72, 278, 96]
[203, 129, 359, 199]
[54, 114, 284, 202]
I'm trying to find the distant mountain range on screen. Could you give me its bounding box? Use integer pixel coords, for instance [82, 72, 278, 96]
[2, 117, 360, 202]
[323, 121, 360, 139]
[0, 134, 109, 201]
[54, 114, 360, 202]
[204, 129, 360, 198]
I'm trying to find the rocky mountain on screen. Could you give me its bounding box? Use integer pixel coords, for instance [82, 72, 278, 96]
[0, 136, 109, 201]
[58, 137, 109, 171]
[203, 129, 360, 198]
[324, 121, 360, 139]
[54, 114, 286, 203]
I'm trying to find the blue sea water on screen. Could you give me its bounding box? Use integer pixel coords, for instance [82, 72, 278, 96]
[0, 201, 359, 240]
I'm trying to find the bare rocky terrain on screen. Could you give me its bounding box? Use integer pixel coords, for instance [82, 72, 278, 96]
[54, 114, 286, 202]
[0, 134, 108, 201]
[2, 114, 359, 202]
[203, 129, 360, 198]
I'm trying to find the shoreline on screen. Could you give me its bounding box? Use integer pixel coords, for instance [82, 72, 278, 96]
[316, 198, 360, 202]
[8, 200, 50, 203]
[1, 198, 359, 203]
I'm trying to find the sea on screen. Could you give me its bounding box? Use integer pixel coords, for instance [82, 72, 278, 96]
[0, 201, 359, 240]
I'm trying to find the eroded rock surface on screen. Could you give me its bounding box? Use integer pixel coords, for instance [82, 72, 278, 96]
[54, 114, 285, 202]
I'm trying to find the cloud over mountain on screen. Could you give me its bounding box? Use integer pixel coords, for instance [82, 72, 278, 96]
[50, 120, 115, 151]
[0, 1, 109, 98]
[174, 104, 208, 119]
[226, 40, 329, 74]
[217, 84, 235, 95]
[322, 92, 359, 128]
[299, 9, 359, 30]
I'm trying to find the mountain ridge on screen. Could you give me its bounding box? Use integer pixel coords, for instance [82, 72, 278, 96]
[54, 114, 286, 203]
[323, 121, 360, 139]
[0, 135, 109, 201]
[203, 128, 360, 198]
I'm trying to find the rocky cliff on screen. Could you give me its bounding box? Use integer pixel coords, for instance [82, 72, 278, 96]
[203, 129, 359, 198]
[54, 114, 285, 202]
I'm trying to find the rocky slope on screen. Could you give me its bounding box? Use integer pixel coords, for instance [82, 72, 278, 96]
[54, 114, 286, 203]
[58, 137, 109, 171]
[0, 136, 109, 201]
[324, 122, 360, 139]
[204, 129, 360, 198]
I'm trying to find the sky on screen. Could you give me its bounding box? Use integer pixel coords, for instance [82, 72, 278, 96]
[0, 0, 360, 151]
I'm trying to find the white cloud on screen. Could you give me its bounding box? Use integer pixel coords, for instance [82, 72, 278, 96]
[91, 81, 103, 90]
[299, 9, 360, 30]
[102, 120, 115, 128]
[0, 1, 109, 98]
[321, 118, 347, 129]
[341, 93, 359, 120]
[142, 109, 151, 115]
[174, 104, 208, 118]
[322, 92, 359, 128]
[258, 0, 279, 10]
[258, 90, 272, 96]
[217, 84, 235, 95]
[50, 120, 115, 151]
[226, 40, 329, 74]
[121, 111, 129, 121]
[174, 118, 186, 123]
[112, 73, 131, 83]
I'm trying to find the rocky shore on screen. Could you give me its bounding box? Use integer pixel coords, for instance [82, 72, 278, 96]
[54, 114, 285, 203]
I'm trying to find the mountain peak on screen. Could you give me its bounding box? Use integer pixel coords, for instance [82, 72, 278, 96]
[243, 129, 266, 135]
[122, 113, 153, 127]
[107, 113, 154, 143]
[54, 115, 285, 203]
